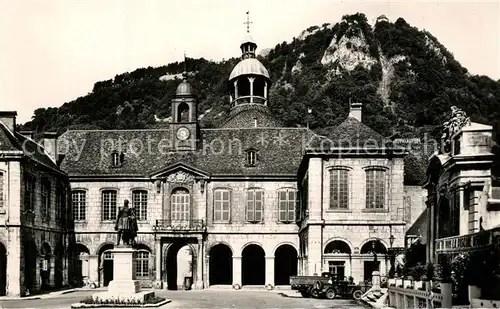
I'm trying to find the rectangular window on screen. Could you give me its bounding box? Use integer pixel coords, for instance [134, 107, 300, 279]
[214, 189, 230, 222]
[135, 251, 149, 279]
[24, 175, 35, 211]
[246, 189, 263, 223]
[328, 261, 346, 278]
[102, 190, 117, 221]
[72, 190, 86, 221]
[330, 169, 349, 209]
[279, 189, 296, 222]
[132, 190, 148, 221]
[56, 185, 62, 221]
[41, 179, 51, 218]
[366, 169, 386, 209]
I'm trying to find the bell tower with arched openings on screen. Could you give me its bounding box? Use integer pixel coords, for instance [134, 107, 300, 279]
[170, 61, 198, 151]
[228, 12, 271, 110]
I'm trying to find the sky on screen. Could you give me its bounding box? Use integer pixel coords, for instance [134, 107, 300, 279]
[1, 0, 499, 123]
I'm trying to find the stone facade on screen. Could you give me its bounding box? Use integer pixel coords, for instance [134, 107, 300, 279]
[421, 119, 498, 262]
[0, 115, 75, 296]
[297, 154, 411, 282]
[9, 32, 428, 292]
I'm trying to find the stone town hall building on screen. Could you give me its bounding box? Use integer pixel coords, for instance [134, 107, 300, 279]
[0, 33, 426, 295]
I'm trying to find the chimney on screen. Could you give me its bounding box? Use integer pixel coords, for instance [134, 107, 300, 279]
[41, 132, 58, 163]
[0, 111, 17, 132]
[349, 102, 363, 122]
[19, 131, 34, 139]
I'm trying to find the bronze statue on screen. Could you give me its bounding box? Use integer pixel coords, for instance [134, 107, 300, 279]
[115, 199, 138, 246]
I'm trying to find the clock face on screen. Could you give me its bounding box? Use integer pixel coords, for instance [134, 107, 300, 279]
[176, 127, 190, 140]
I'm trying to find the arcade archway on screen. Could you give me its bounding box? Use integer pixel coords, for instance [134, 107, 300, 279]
[274, 244, 297, 285]
[242, 244, 265, 285]
[165, 242, 194, 290]
[98, 243, 114, 287]
[209, 244, 232, 285]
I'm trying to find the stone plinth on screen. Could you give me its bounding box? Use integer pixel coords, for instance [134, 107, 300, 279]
[107, 247, 141, 295]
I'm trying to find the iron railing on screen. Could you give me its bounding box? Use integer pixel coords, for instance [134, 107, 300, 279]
[153, 219, 206, 232]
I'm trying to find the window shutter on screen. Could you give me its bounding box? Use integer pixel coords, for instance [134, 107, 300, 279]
[246, 191, 255, 221]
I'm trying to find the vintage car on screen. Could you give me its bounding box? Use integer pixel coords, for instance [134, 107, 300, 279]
[290, 272, 367, 299]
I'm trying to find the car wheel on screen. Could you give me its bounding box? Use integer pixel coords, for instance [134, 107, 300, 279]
[325, 288, 336, 300]
[352, 289, 363, 300]
[309, 287, 320, 298]
[313, 280, 323, 290]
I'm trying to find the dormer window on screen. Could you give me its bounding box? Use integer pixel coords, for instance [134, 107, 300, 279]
[111, 152, 123, 167]
[246, 150, 257, 167]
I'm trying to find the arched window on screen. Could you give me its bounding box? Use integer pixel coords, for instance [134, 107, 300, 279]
[177, 103, 190, 122]
[171, 188, 190, 222]
[102, 190, 117, 221]
[132, 190, 148, 221]
[329, 168, 350, 209]
[135, 250, 150, 279]
[324, 240, 351, 254]
[365, 168, 386, 209]
[360, 240, 387, 254]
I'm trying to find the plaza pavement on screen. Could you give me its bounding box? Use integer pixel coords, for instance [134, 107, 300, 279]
[0, 288, 370, 309]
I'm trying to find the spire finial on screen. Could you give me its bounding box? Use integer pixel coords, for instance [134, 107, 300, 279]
[244, 11, 253, 33]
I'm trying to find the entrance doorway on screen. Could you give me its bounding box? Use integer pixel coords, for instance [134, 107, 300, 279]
[274, 244, 297, 285]
[165, 242, 194, 290]
[23, 240, 37, 293]
[209, 244, 232, 285]
[242, 244, 265, 285]
[363, 261, 380, 281]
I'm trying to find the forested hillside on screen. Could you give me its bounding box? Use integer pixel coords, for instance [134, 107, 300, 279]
[21, 13, 500, 141]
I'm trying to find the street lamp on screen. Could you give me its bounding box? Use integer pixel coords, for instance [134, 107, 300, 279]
[372, 241, 379, 271]
[389, 234, 395, 278]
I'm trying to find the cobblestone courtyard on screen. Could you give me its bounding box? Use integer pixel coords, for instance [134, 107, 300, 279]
[0, 289, 369, 309]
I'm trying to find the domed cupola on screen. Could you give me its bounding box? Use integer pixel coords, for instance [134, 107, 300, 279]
[176, 75, 192, 96]
[228, 13, 271, 109]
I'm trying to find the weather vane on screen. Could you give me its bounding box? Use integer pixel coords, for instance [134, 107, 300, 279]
[183, 51, 187, 79]
[244, 11, 253, 33]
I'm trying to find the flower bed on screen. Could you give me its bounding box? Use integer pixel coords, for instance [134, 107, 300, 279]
[73, 296, 167, 308]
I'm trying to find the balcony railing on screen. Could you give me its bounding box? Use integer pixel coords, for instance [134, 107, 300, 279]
[153, 219, 206, 232]
[435, 226, 500, 254]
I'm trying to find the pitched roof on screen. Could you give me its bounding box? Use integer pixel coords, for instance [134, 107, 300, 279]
[394, 138, 437, 186]
[0, 122, 62, 172]
[221, 104, 282, 128]
[58, 127, 313, 177]
[306, 117, 387, 150]
[406, 208, 428, 244]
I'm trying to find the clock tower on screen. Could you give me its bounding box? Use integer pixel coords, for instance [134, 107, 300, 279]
[170, 72, 198, 151]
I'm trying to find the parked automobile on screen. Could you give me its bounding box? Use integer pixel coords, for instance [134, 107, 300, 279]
[290, 272, 367, 300]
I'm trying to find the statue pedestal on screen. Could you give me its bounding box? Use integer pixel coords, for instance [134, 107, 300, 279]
[92, 246, 155, 303]
[107, 247, 140, 294]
